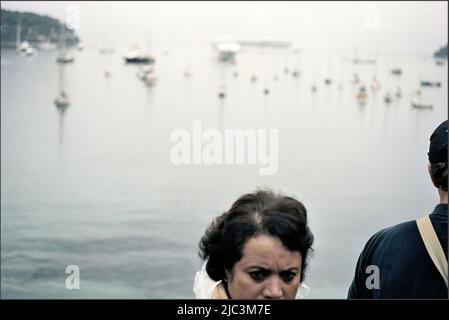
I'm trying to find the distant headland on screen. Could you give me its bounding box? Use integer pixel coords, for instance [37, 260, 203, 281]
[433, 44, 447, 59]
[1, 9, 80, 48]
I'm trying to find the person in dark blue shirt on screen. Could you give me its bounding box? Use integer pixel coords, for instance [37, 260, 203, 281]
[348, 120, 448, 299]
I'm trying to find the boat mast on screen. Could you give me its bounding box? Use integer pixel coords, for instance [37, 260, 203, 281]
[58, 60, 65, 94]
[58, 20, 66, 94]
[16, 14, 21, 50]
[61, 21, 66, 56]
[373, 41, 379, 80]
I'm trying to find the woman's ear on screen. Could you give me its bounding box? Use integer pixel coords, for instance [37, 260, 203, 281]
[224, 269, 232, 283]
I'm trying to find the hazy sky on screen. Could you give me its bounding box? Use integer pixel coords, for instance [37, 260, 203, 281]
[1, 1, 447, 55]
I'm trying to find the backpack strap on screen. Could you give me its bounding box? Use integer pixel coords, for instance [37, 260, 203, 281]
[416, 216, 448, 287]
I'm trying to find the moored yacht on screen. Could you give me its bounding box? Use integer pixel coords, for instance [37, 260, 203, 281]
[124, 46, 155, 64]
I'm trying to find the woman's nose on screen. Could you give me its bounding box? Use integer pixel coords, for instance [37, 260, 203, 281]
[263, 276, 283, 299]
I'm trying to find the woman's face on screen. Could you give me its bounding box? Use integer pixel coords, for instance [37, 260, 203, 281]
[226, 235, 302, 299]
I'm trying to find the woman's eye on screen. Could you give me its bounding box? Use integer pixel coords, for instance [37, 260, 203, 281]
[280, 272, 296, 283]
[249, 270, 269, 282]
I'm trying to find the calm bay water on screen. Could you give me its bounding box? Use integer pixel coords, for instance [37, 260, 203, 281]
[1, 41, 447, 298]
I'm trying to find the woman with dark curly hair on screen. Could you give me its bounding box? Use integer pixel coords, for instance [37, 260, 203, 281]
[194, 189, 314, 299]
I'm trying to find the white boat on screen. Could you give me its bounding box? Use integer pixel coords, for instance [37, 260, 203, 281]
[56, 20, 74, 63]
[213, 34, 291, 49]
[124, 47, 155, 64]
[218, 86, 226, 98]
[17, 41, 36, 56]
[98, 47, 115, 54]
[57, 53, 74, 63]
[17, 41, 30, 52]
[216, 42, 240, 62]
[144, 72, 157, 86]
[136, 65, 157, 86]
[250, 74, 258, 82]
[384, 92, 393, 104]
[411, 91, 432, 109]
[411, 99, 432, 109]
[411, 98, 432, 109]
[55, 21, 71, 109]
[54, 91, 70, 108]
[38, 41, 57, 50]
[25, 47, 35, 56]
[420, 80, 441, 87]
[14, 15, 36, 56]
[356, 87, 368, 105]
[55, 62, 70, 108]
[353, 58, 376, 64]
[391, 68, 402, 76]
[370, 77, 380, 91]
[137, 65, 154, 80]
[239, 38, 291, 49]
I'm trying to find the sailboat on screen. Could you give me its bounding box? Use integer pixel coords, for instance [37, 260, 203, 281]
[18, 41, 35, 56]
[54, 81, 70, 108]
[391, 68, 402, 76]
[383, 92, 393, 104]
[250, 74, 258, 82]
[356, 86, 368, 105]
[125, 22, 155, 64]
[98, 24, 115, 54]
[15, 15, 21, 53]
[56, 20, 74, 63]
[395, 86, 402, 98]
[350, 47, 361, 86]
[54, 91, 69, 108]
[291, 45, 300, 77]
[218, 60, 227, 98]
[324, 59, 332, 85]
[337, 54, 345, 90]
[124, 45, 154, 64]
[370, 43, 381, 91]
[54, 59, 70, 108]
[137, 65, 157, 86]
[370, 76, 380, 91]
[411, 99, 432, 109]
[410, 90, 432, 109]
[16, 15, 35, 56]
[54, 28, 70, 109]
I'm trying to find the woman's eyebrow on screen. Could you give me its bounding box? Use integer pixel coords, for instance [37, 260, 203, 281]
[284, 267, 300, 271]
[246, 266, 271, 271]
[246, 266, 299, 272]
[280, 268, 300, 273]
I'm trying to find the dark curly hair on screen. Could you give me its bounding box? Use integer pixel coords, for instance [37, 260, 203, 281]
[198, 189, 314, 283]
[431, 162, 448, 191]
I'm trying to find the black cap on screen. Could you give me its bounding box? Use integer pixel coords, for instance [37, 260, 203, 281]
[428, 120, 448, 163]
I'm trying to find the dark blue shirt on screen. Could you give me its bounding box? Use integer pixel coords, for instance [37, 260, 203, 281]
[348, 204, 448, 299]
